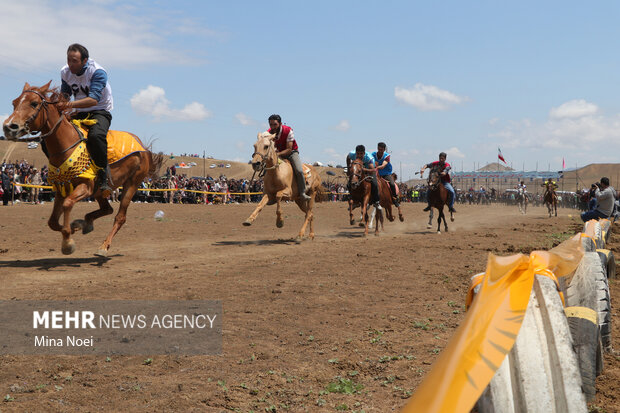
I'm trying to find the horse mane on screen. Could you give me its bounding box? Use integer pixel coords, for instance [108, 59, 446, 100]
[46, 86, 69, 106]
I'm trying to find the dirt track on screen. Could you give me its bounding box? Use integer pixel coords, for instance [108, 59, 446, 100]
[0, 202, 618, 412]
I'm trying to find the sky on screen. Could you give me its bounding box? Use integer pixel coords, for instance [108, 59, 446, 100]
[1, 0, 619, 181]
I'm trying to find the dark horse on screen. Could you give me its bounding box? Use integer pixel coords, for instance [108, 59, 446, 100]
[347, 159, 383, 236]
[426, 165, 454, 233]
[3, 82, 164, 256]
[543, 183, 558, 217]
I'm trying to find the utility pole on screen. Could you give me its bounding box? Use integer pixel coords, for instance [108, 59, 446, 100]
[203, 150, 206, 177]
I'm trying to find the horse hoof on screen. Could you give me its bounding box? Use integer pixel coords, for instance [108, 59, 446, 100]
[450, 217, 455, 222]
[94, 249, 108, 258]
[350, 220, 355, 225]
[427, 224, 432, 229]
[71, 219, 85, 233]
[242, 220, 252, 226]
[61, 240, 76, 255]
[83, 222, 94, 235]
[276, 220, 284, 228]
[295, 237, 303, 244]
[437, 231, 441, 234]
[399, 215, 404, 222]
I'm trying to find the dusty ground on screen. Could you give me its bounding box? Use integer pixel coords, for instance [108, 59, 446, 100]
[0, 201, 618, 412]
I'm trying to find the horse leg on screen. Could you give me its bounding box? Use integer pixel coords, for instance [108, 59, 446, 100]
[47, 195, 64, 233]
[295, 195, 314, 240]
[348, 199, 355, 225]
[362, 197, 370, 236]
[368, 206, 376, 229]
[95, 181, 137, 257]
[73, 196, 114, 235]
[377, 206, 384, 234]
[243, 194, 269, 226]
[427, 208, 433, 229]
[443, 211, 449, 232]
[60, 184, 91, 255]
[275, 197, 284, 228]
[397, 204, 404, 222]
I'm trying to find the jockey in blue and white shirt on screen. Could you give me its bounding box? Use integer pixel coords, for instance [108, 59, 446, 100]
[372, 142, 399, 206]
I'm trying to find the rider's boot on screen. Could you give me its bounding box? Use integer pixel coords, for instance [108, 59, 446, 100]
[97, 165, 112, 198]
[296, 172, 311, 201]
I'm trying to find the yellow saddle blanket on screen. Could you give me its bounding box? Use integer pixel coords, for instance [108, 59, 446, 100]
[47, 120, 147, 196]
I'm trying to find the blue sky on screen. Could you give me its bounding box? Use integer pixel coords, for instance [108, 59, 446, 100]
[1, 0, 619, 181]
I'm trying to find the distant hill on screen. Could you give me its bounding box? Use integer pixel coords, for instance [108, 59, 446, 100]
[0, 141, 347, 183]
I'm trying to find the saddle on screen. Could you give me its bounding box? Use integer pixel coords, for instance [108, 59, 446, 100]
[47, 120, 147, 196]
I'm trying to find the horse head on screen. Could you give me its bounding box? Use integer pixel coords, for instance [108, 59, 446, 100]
[3, 81, 63, 141]
[348, 159, 365, 189]
[427, 166, 442, 190]
[251, 131, 276, 172]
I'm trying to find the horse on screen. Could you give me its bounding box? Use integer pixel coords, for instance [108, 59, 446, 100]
[426, 165, 454, 233]
[243, 131, 321, 241]
[347, 159, 383, 236]
[543, 185, 558, 217]
[2, 82, 164, 256]
[516, 187, 528, 214]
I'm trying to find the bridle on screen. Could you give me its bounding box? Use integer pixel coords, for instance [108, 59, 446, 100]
[18, 90, 65, 142]
[16, 90, 83, 157]
[348, 159, 371, 190]
[427, 167, 442, 190]
[249, 138, 278, 183]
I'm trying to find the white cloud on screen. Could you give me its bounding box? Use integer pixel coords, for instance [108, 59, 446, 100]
[0, 0, 211, 71]
[324, 147, 344, 160]
[549, 99, 598, 119]
[446, 147, 466, 159]
[394, 83, 469, 111]
[130, 85, 211, 121]
[235, 113, 257, 126]
[334, 120, 350, 132]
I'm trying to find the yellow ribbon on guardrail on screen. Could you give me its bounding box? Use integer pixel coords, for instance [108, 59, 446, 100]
[402, 234, 583, 413]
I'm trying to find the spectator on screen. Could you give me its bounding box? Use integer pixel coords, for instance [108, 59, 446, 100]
[581, 177, 617, 221]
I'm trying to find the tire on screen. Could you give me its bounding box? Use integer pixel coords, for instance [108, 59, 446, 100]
[597, 248, 616, 280]
[583, 220, 604, 249]
[581, 235, 597, 252]
[566, 252, 612, 353]
[476, 275, 587, 413]
[564, 306, 602, 402]
[599, 219, 612, 243]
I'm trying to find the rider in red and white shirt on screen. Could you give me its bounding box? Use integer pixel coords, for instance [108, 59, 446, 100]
[419, 152, 456, 213]
[268, 114, 311, 201]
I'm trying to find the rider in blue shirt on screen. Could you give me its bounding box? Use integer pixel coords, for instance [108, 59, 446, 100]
[346, 145, 380, 207]
[372, 142, 400, 207]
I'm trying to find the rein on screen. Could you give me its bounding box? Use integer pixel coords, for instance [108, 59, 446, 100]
[19, 90, 83, 157]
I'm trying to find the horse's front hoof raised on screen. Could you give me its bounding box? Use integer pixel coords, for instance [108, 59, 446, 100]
[94, 249, 108, 258]
[350, 219, 355, 225]
[358, 222, 365, 227]
[61, 239, 76, 255]
[276, 220, 284, 228]
[399, 215, 404, 222]
[427, 224, 432, 229]
[242, 220, 252, 226]
[70, 219, 85, 234]
[450, 216, 455, 222]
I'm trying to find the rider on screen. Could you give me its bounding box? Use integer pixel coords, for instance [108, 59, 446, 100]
[58, 43, 113, 197]
[518, 180, 527, 192]
[267, 114, 311, 201]
[420, 152, 456, 213]
[542, 178, 557, 192]
[372, 142, 400, 207]
[346, 145, 381, 208]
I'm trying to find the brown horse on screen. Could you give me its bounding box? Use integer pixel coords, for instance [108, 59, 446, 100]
[426, 165, 454, 233]
[543, 182, 558, 217]
[243, 131, 321, 240]
[347, 159, 383, 236]
[2, 82, 164, 256]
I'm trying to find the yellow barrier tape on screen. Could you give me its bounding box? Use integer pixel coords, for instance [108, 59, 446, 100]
[402, 234, 584, 413]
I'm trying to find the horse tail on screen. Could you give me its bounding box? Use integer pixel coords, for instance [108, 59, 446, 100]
[315, 185, 329, 202]
[148, 151, 166, 180]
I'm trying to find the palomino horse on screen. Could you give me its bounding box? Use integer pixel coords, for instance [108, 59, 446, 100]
[243, 131, 321, 240]
[348, 159, 383, 236]
[516, 187, 528, 214]
[426, 165, 454, 233]
[2, 82, 164, 256]
[543, 184, 558, 217]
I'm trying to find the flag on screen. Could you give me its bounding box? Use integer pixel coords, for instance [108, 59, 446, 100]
[562, 158, 565, 170]
[498, 147, 507, 164]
